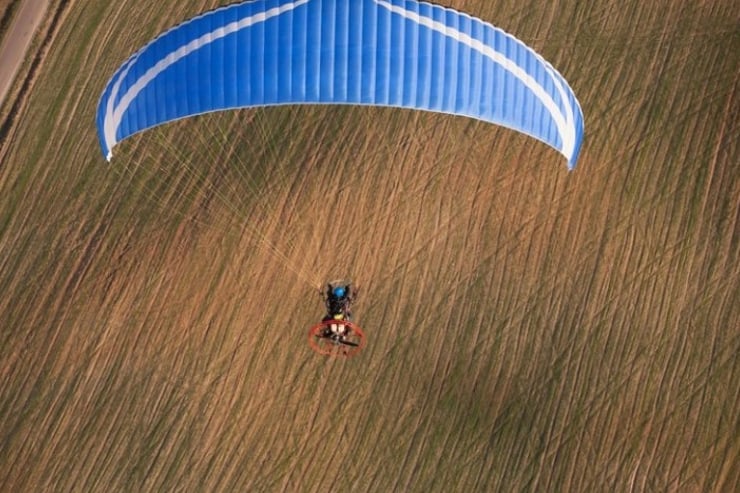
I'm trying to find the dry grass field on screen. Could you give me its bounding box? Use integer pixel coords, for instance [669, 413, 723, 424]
[1, 0, 738, 491]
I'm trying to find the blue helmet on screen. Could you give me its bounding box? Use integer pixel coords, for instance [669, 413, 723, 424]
[333, 286, 346, 298]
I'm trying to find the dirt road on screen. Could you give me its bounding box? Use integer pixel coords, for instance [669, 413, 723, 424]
[0, 0, 49, 106]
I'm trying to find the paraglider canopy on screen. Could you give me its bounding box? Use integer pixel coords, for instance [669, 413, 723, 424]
[97, 0, 584, 167]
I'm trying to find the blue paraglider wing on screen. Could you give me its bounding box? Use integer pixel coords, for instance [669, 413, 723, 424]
[97, 0, 584, 167]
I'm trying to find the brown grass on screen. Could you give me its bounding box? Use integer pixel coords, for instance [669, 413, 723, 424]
[1, 0, 738, 491]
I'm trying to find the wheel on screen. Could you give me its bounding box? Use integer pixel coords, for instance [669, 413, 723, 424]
[308, 319, 366, 357]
